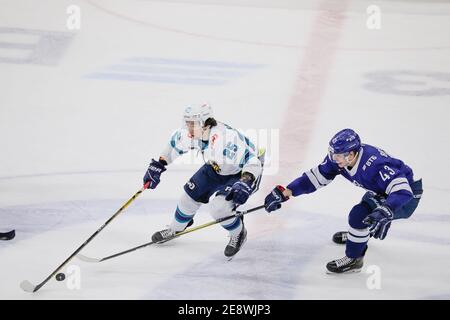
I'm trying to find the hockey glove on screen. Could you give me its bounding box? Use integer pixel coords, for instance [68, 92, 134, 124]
[143, 158, 167, 189]
[225, 174, 255, 205]
[363, 205, 394, 240]
[264, 185, 289, 213]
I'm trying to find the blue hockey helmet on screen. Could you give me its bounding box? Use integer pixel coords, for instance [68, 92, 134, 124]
[328, 129, 361, 160]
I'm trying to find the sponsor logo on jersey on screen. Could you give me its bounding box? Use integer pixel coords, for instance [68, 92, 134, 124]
[363, 156, 377, 171]
[186, 181, 196, 190]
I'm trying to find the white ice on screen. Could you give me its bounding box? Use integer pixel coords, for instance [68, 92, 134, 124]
[1, 0, 450, 299]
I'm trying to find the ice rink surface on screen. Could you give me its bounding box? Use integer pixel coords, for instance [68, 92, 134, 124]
[1, 0, 450, 299]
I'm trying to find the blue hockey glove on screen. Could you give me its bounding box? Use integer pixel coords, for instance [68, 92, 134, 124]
[363, 205, 394, 240]
[225, 174, 255, 205]
[143, 159, 167, 189]
[264, 185, 289, 213]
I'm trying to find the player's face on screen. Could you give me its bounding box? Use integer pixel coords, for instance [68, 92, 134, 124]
[332, 153, 349, 167]
[332, 152, 356, 167]
[185, 121, 203, 138]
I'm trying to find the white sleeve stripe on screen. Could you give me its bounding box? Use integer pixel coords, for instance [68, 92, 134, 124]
[389, 183, 413, 195]
[386, 177, 409, 194]
[311, 166, 332, 186]
[348, 227, 369, 237]
[305, 170, 322, 190]
[309, 169, 325, 186]
[347, 234, 370, 243]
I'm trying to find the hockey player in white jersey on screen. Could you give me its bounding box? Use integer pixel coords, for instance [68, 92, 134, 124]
[143, 104, 263, 258]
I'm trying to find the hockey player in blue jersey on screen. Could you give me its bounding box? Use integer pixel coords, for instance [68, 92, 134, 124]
[264, 129, 423, 273]
[143, 104, 264, 258]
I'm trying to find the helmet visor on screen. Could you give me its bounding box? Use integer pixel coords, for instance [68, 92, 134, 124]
[328, 146, 350, 163]
[183, 119, 203, 139]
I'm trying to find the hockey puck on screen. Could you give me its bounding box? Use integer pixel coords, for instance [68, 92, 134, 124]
[56, 273, 66, 281]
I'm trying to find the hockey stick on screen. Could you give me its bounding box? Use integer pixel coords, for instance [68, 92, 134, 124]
[77, 204, 265, 263]
[20, 182, 150, 293]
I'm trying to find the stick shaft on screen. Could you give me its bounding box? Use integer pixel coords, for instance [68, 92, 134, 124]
[98, 204, 265, 262]
[30, 184, 149, 292]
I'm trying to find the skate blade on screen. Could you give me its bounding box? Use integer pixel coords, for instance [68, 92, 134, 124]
[325, 268, 362, 275]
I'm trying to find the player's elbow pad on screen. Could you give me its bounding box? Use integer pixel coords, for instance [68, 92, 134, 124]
[386, 189, 413, 212]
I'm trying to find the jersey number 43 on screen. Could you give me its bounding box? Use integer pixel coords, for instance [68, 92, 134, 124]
[379, 165, 395, 181]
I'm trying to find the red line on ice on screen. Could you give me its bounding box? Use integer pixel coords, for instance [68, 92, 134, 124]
[252, 0, 351, 237]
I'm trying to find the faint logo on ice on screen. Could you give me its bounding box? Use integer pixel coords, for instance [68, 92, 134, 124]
[366, 265, 381, 290]
[0, 27, 74, 65]
[366, 5, 381, 30]
[67, 5, 81, 30]
[66, 265, 81, 290]
[364, 70, 450, 96]
[85, 57, 265, 86]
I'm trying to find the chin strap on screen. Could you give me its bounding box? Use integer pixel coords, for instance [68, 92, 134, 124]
[344, 151, 359, 166]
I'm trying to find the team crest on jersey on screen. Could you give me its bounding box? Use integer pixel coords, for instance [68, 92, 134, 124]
[208, 161, 221, 173]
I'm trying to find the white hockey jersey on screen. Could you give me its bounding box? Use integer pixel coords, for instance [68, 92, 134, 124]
[160, 122, 262, 179]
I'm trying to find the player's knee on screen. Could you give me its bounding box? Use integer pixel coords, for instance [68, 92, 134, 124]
[178, 192, 202, 214]
[209, 195, 233, 219]
[348, 202, 371, 229]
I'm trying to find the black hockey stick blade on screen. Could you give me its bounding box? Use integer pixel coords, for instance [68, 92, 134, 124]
[0, 230, 15, 240]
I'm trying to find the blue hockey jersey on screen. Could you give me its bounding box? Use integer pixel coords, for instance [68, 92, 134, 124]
[287, 144, 415, 211]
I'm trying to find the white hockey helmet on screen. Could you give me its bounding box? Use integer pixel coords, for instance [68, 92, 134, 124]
[183, 103, 213, 127]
